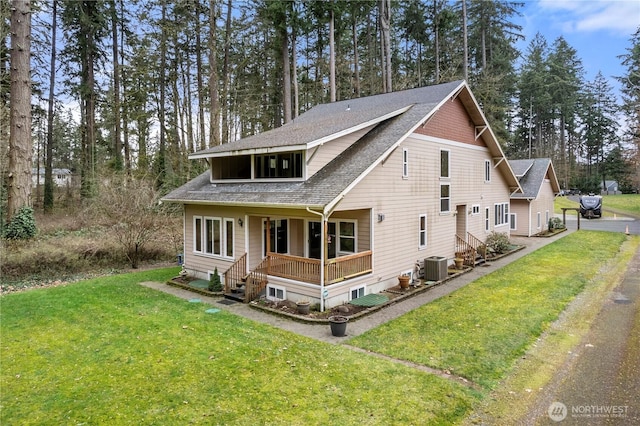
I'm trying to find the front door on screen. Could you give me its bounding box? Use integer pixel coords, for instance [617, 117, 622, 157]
[456, 205, 467, 238]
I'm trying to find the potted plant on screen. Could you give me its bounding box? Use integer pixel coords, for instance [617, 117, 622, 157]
[328, 315, 349, 337]
[296, 299, 311, 315]
[454, 257, 464, 269]
[398, 274, 410, 289]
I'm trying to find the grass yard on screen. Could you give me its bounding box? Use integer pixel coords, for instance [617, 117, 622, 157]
[602, 194, 640, 217]
[349, 231, 628, 390]
[1, 268, 478, 425]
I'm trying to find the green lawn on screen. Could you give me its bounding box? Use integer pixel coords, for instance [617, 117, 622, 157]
[349, 231, 628, 390]
[602, 194, 640, 217]
[1, 231, 632, 424]
[1, 268, 477, 425]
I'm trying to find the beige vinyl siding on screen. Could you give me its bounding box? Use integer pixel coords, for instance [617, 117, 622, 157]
[510, 200, 530, 236]
[184, 205, 245, 278]
[336, 133, 512, 283]
[306, 125, 375, 177]
[510, 180, 556, 236]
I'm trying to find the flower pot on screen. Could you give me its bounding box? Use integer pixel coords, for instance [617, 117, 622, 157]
[296, 302, 310, 315]
[454, 257, 464, 270]
[328, 315, 348, 337]
[398, 275, 410, 289]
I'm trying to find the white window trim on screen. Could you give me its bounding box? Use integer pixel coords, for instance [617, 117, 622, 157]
[193, 215, 234, 259]
[402, 148, 409, 179]
[335, 219, 357, 256]
[266, 284, 286, 302]
[440, 183, 451, 214]
[494, 202, 509, 227]
[510, 213, 517, 231]
[485, 207, 491, 232]
[484, 160, 491, 182]
[537, 212, 542, 229]
[349, 285, 366, 301]
[471, 204, 481, 215]
[419, 214, 427, 249]
[440, 149, 450, 179]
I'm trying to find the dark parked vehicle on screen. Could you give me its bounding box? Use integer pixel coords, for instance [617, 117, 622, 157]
[579, 194, 602, 218]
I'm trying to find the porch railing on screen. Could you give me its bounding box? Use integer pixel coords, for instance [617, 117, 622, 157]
[266, 250, 372, 285]
[224, 252, 247, 294]
[455, 233, 486, 267]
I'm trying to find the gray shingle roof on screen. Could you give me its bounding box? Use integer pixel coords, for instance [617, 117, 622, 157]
[190, 80, 464, 157]
[509, 158, 554, 199]
[163, 80, 516, 210]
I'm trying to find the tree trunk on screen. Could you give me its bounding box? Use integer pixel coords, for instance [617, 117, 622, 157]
[433, 0, 440, 83]
[379, 0, 392, 93]
[462, 0, 468, 81]
[208, 0, 220, 146]
[110, 0, 122, 171]
[195, 1, 206, 152]
[329, 6, 336, 102]
[281, 24, 292, 123]
[44, 0, 57, 213]
[8, 0, 32, 222]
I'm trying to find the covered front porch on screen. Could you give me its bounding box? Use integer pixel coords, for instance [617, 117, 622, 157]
[224, 209, 373, 305]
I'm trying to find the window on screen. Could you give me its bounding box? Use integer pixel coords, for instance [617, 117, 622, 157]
[264, 219, 288, 255]
[350, 285, 365, 301]
[545, 210, 549, 228]
[537, 212, 541, 229]
[440, 149, 450, 178]
[440, 184, 450, 213]
[510, 214, 517, 231]
[255, 152, 303, 179]
[402, 148, 409, 178]
[419, 214, 427, 249]
[494, 203, 509, 226]
[485, 207, 490, 231]
[338, 221, 356, 254]
[267, 285, 285, 301]
[471, 205, 480, 215]
[193, 216, 234, 258]
[485, 160, 491, 182]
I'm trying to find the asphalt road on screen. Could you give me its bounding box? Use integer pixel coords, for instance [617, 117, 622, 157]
[528, 236, 640, 425]
[561, 196, 639, 235]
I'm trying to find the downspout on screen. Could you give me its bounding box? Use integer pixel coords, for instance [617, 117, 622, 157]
[306, 207, 326, 312]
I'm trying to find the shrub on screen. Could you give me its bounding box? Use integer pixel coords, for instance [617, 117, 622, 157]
[4, 207, 37, 240]
[549, 217, 565, 230]
[486, 231, 510, 254]
[208, 267, 223, 292]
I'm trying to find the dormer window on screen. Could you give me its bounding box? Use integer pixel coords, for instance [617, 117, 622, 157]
[255, 152, 303, 178]
[211, 151, 304, 180]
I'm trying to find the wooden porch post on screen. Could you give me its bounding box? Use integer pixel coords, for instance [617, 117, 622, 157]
[266, 217, 271, 273]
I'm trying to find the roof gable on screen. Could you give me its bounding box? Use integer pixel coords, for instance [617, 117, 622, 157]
[163, 81, 522, 209]
[509, 158, 560, 199]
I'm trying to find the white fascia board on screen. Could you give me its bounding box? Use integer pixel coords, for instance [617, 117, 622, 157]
[160, 197, 323, 210]
[307, 106, 413, 150]
[189, 144, 308, 160]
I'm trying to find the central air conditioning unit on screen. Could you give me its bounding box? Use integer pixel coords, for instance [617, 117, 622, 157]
[425, 256, 448, 281]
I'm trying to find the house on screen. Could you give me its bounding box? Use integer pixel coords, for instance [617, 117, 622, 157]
[162, 80, 522, 310]
[600, 180, 619, 195]
[509, 158, 560, 236]
[31, 168, 72, 187]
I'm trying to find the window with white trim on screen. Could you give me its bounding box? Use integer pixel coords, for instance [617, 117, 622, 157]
[485, 207, 490, 231]
[350, 285, 365, 301]
[267, 285, 286, 301]
[485, 160, 491, 182]
[510, 214, 517, 231]
[338, 221, 356, 254]
[545, 210, 549, 228]
[440, 149, 450, 178]
[537, 212, 541, 228]
[193, 215, 234, 258]
[494, 203, 509, 226]
[471, 205, 480, 215]
[419, 214, 427, 249]
[440, 183, 450, 213]
[402, 148, 409, 178]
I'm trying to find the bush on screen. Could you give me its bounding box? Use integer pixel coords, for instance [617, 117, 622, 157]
[4, 207, 37, 240]
[485, 232, 510, 254]
[208, 267, 223, 292]
[549, 217, 565, 230]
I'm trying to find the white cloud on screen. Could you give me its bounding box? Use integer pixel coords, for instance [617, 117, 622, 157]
[536, 0, 639, 35]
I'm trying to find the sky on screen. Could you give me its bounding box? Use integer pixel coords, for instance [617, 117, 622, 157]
[514, 0, 640, 97]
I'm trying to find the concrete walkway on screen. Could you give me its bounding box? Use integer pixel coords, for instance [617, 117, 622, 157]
[141, 230, 573, 344]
